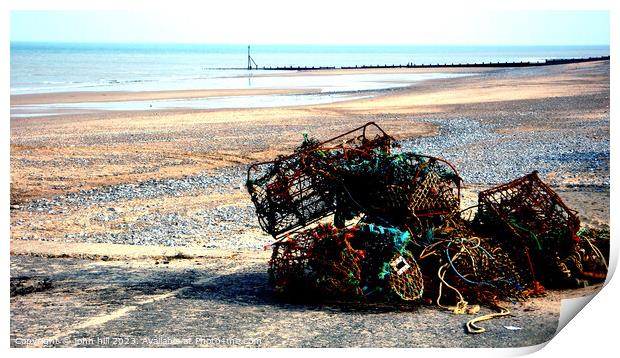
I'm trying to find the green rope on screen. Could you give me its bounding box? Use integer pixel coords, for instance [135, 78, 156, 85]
[508, 218, 543, 251]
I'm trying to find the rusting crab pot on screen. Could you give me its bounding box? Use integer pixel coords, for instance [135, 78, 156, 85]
[268, 223, 425, 302]
[246, 122, 393, 238]
[477, 171, 580, 286]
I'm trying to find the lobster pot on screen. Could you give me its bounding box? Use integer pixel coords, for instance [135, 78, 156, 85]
[268, 228, 318, 294]
[247, 122, 393, 238]
[268, 224, 366, 299]
[268, 223, 424, 302]
[247, 155, 336, 238]
[477, 171, 581, 286]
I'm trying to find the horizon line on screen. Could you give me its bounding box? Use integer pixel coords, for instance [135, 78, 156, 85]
[9, 41, 611, 47]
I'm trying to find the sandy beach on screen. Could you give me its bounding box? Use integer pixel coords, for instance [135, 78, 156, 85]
[10, 60, 610, 347]
[11, 88, 321, 106]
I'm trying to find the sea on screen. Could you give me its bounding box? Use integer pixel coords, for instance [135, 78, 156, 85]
[10, 43, 610, 116]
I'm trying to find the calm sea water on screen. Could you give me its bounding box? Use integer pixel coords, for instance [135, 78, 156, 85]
[10, 43, 609, 95]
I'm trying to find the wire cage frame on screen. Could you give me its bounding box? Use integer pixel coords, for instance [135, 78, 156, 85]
[246, 122, 393, 238]
[268, 223, 424, 302]
[477, 171, 580, 250]
[477, 171, 581, 286]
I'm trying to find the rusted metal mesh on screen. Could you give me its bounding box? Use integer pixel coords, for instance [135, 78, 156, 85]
[269, 223, 424, 302]
[267, 227, 317, 294]
[246, 154, 335, 238]
[246, 122, 392, 237]
[477, 171, 582, 287]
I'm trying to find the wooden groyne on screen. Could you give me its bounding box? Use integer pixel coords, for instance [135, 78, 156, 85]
[208, 56, 608, 71]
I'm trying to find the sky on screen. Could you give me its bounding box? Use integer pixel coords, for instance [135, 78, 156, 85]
[10, 7, 610, 46]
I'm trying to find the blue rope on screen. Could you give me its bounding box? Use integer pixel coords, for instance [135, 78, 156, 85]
[444, 241, 524, 295]
[445, 248, 496, 288]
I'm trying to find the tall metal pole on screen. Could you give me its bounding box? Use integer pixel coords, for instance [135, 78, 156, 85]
[247, 45, 258, 70]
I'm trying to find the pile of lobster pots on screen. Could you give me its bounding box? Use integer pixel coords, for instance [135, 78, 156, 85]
[246, 122, 608, 332]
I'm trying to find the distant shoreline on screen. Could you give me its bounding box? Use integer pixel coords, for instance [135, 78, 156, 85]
[9, 59, 610, 118]
[11, 42, 610, 94]
[256, 55, 610, 71]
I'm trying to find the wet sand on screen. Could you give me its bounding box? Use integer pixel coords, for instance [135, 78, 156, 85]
[11, 88, 319, 106]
